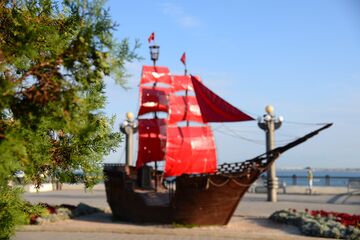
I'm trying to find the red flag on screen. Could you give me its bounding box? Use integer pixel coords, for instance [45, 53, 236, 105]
[180, 52, 186, 65]
[148, 32, 155, 43]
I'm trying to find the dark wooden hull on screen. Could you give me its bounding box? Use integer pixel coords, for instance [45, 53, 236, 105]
[104, 124, 332, 225]
[171, 174, 259, 225]
[103, 164, 262, 225]
[104, 165, 171, 223]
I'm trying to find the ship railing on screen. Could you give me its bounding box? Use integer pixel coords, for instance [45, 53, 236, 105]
[217, 158, 266, 175]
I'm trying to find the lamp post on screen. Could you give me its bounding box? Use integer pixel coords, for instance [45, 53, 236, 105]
[120, 112, 138, 168]
[149, 45, 160, 67]
[258, 105, 283, 202]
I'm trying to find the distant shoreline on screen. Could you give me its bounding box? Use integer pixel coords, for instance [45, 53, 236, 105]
[277, 168, 360, 172]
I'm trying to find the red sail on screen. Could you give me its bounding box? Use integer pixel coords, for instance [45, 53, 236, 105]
[138, 87, 170, 116]
[136, 66, 172, 169]
[136, 119, 167, 168]
[140, 66, 172, 86]
[191, 76, 254, 122]
[164, 125, 217, 177]
[172, 75, 200, 92]
[168, 95, 203, 124]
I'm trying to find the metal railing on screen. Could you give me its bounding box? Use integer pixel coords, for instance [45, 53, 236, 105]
[273, 175, 360, 187]
[163, 179, 176, 199]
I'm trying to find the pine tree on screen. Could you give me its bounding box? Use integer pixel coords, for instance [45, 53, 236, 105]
[0, 1, 139, 238]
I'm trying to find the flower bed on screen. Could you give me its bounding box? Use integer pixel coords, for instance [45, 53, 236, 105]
[269, 209, 360, 239]
[309, 210, 360, 228]
[29, 202, 103, 225]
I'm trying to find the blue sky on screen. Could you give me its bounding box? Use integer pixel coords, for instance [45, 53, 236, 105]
[103, 0, 360, 169]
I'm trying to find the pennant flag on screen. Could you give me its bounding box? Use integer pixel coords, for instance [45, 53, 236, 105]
[148, 32, 155, 43]
[180, 52, 186, 65]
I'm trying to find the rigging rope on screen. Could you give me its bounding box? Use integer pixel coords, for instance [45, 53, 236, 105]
[214, 124, 264, 145]
[207, 177, 253, 188]
[214, 128, 264, 145]
[207, 178, 230, 187]
[231, 178, 253, 187]
[211, 121, 329, 146]
[283, 121, 329, 126]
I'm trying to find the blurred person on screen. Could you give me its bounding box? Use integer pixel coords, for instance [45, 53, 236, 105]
[307, 167, 314, 195]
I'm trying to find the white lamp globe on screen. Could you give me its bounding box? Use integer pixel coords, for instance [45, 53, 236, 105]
[264, 114, 271, 121]
[122, 120, 129, 127]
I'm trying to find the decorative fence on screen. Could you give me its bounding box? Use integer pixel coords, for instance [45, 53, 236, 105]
[271, 175, 360, 187]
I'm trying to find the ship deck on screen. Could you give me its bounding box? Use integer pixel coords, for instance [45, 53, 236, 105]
[134, 188, 171, 206]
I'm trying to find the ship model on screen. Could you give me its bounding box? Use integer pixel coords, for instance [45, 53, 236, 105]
[104, 41, 332, 225]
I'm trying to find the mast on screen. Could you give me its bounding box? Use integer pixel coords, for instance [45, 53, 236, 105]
[136, 65, 171, 173]
[165, 73, 217, 177]
[139, 37, 218, 178]
[184, 66, 189, 127]
[149, 43, 160, 192]
[181, 52, 189, 127]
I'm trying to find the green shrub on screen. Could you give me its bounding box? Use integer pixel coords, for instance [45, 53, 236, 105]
[0, 186, 45, 240]
[0, 186, 26, 240]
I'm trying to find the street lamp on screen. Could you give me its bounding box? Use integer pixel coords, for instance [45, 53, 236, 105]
[120, 112, 138, 167]
[149, 45, 160, 66]
[258, 105, 283, 202]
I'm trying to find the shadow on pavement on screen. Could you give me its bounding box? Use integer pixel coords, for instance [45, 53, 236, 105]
[231, 216, 303, 237]
[327, 192, 360, 204]
[73, 212, 160, 227]
[74, 212, 115, 224]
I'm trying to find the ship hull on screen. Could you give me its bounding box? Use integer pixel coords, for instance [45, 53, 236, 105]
[103, 165, 171, 223]
[104, 164, 261, 225]
[171, 174, 259, 225]
[104, 123, 331, 225]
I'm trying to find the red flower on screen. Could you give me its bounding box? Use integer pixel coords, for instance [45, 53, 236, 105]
[47, 206, 57, 214]
[30, 215, 39, 224]
[308, 209, 360, 228]
[39, 202, 57, 214]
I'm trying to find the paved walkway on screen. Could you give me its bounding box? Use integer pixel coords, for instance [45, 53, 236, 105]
[12, 187, 360, 240]
[14, 214, 318, 240]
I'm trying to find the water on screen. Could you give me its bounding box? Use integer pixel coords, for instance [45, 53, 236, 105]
[265, 169, 360, 187]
